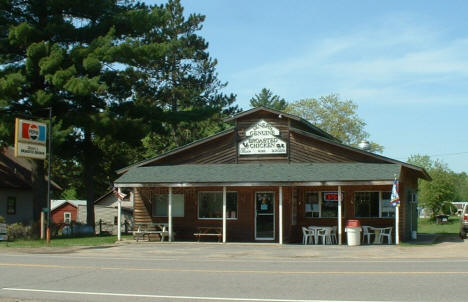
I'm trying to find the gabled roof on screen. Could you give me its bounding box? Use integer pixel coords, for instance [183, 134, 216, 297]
[225, 106, 339, 142]
[0, 147, 62, 190]
[116, 128, 235, 174]
[290, 127, 431, 181]
[115, 163, 401, 186]
[115, 107, 430, 181]
[51, 200, 87, 211]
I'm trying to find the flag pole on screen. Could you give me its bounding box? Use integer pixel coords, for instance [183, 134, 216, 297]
[117, 188, 122, 241]
[396, 204, 399, 244]
[392, 174, 400, 245]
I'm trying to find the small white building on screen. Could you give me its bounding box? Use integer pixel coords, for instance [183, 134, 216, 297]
[94, 189, 134, 235]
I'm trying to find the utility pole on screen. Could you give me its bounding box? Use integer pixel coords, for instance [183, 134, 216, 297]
[46, 107, 52, 244]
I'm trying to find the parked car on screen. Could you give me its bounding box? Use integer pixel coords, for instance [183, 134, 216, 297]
[459, 203, 468, 238]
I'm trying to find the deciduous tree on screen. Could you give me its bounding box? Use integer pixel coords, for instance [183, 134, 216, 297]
[286, 94, 383, 152]
[407, 155, 458, 218]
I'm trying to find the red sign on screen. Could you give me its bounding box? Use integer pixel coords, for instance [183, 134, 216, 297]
[323, 192, 344, 202]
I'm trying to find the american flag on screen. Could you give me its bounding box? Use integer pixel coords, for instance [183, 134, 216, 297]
[390, 179, 400, 207]
[111, 184, 127, 200]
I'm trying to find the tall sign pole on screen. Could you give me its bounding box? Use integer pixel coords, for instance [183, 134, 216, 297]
[46, 107, 52, 244]
[14, 110, 51, 243]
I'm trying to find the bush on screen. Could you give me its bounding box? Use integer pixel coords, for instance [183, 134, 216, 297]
[0, 216, 4, 223]
[7, 223, 34, 240]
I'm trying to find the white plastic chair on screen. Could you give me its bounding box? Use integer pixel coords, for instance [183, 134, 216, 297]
[330, 226, 338, 244]
[302, 227, 315, 245]
[317, 227, 333, 245]
[378, 227, 392, 244]
[362, 226, 376, 244]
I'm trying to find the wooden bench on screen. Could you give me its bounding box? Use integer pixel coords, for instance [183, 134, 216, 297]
[194, 226, 222, 242]
[133, 223, 170, 242]
[0, 223, 8, 241]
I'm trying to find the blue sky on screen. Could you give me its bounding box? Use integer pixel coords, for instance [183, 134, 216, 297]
[154, 1, 468, 173]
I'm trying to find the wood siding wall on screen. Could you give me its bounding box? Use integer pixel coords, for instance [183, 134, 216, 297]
[144, 132, 237, 166]
[51, 203, 77, 224]
[133, 185, 404, 243]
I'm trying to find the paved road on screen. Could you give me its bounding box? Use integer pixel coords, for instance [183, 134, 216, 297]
[1, 242, 468, 302]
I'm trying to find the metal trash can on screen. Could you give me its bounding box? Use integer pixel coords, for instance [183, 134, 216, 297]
[345, 220, 362, 246]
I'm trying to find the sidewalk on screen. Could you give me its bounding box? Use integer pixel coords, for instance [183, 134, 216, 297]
[112, 234, 468, 260]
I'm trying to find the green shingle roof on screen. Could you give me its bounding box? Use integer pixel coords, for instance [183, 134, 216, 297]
[115, 163, 401, 185]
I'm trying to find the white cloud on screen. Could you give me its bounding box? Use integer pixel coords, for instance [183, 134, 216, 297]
[229, 15, 468, 106]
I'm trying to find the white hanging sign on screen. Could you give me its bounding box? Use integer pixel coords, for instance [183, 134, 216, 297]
[14, 118, 47, 159]
[239, 120, 287, 155]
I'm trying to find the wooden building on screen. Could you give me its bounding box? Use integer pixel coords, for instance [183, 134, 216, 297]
[114, 107, 430, 244]
[1, 147, 61, 224]
[51, 200, 87, 225]
[94, 189, 134, 235]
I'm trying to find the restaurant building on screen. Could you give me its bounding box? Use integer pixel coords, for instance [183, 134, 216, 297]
[115, 107, 430, 244]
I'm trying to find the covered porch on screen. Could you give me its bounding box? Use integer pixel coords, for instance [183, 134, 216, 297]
[115, 162, 406, 244]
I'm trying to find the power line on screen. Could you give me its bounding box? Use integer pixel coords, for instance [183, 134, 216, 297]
[428, 151, 468, 157]
[392, 151, 468, 161]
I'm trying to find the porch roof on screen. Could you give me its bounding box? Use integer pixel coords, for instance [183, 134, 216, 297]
[114, 163, 401, 187]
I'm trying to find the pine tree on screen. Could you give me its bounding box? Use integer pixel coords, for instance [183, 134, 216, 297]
[1, 0, 238, 228]
[249, 88, 287, 111]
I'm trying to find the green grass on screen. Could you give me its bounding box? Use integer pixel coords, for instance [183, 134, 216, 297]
[418, 216, 459, 234]
[0, 234, 132, 248]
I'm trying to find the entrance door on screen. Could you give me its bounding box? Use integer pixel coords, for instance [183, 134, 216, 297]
[255, 192, 275, 240]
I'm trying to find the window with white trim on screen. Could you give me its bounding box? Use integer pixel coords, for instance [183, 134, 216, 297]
[381, 192, 395, 217]
[152, 194, 185, 217]
[304, 192, 344, 218]
[64, 212, 71, 224]
[198, 191, 238, 219]
[304, 192, 319, 218]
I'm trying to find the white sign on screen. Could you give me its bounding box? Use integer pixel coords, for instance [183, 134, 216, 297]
[239, 120, 287, 155]
[16, 142, 47, 159]
[14, 118, 47, 160]
[16, 118, 47, 145]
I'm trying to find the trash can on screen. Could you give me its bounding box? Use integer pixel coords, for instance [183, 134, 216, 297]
[345, 220, 362, 246]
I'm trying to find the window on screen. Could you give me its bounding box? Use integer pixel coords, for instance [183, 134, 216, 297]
[152, 194, 184, 217]
[7, 197, 16, 215]
[381, 192, 395, 217]
[355, 192, 379, 217]
[304, 192, 344, 218]
[321, 192, 342, 218]
[355, 191, 394, 218]
[64, 212, 71, 224]
[114, 216, 118, 225]
[304, 192, 319, 218]
[198, 191, 237, 219]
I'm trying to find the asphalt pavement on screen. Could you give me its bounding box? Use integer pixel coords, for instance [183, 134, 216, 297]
[1, 238, 468, 302]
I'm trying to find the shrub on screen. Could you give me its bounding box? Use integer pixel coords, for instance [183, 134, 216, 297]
[7, 223, 33, 240]
[0, 216, 4, 223]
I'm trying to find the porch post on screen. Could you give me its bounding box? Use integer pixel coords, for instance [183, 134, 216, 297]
[279, 186, 283, 245]
[222, 186, 227, 243]
[396, 205, 400, 244]
[338, 185, 342, 245]
[168, 187, 173, 242]
[117, 188, 122, 241]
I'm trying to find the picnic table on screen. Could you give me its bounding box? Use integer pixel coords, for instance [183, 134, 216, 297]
[193, 226, 223, 242]
[133, 223, 170, 242]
